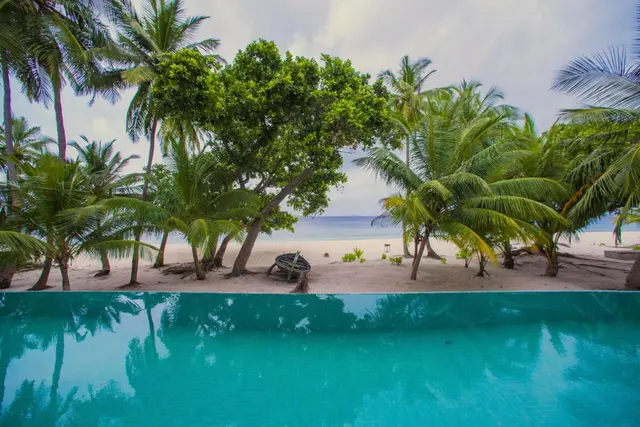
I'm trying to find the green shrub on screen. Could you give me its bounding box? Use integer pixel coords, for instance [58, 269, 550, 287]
[381, 253, 387, 260]
[389, 256, 403, 265]
[342, 253, 357, 262]
[633, 245, 640, 251]
[359, 258, 366, 263]
[440, 256, 447, 265]
[353, 247, 364, 260]
[598, 242, 606, 247]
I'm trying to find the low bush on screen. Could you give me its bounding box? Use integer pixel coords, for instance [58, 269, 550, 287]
[389, 256, 403, 265]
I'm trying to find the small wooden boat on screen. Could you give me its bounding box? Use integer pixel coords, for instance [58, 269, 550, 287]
[267, 252, 311, 280]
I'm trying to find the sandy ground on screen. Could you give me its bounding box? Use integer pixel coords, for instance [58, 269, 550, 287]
[7, 231, 639, 293]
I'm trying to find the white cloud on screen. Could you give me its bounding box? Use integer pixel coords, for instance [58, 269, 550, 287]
[4, 0, 636, 216]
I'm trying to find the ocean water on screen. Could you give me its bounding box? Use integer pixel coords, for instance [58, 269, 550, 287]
[1, 291, 640, 426]
[146, 213, 638, 245]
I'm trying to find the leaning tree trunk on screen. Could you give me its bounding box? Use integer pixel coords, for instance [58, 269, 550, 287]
[402, 137, 412, 258]
[129, 120, 158, 286]
[543, 249, 559, 277]
[153, 231, 169, 268]
[476, 253, 489, 277]
[231, 168, 314, 277]
[425, 231, 441, 259]
[52, 76, 67, 161]
[2, 57, 16, 185]
[30, 257, 53, 291]
[625, 255, 640, 289]
[213, 233, 233, 267]
[58, 256, 71, 291]
[410, 234, 428, 280]
[0, 266, 14, 289]
[191, 245, 205, 280]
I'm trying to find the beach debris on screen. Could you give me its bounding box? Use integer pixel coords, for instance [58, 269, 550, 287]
[267, 252, 311, 281]
[323, 252, 330, 258]
[290, 272, 309, 293]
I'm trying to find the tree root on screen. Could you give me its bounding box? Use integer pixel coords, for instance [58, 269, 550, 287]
[290, 273, 309, 293]
[94, 269, 111, 277]
[117, 282, 142, 289]
[28, 284, 54, 291]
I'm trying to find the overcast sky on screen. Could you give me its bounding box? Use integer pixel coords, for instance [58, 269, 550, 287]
[6, 0, 636, 216]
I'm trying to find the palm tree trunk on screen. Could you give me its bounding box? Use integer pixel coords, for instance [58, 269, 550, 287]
[52, 76, 67, 161]
[402, 137, 412, 257]
[129, 120, 158, 285]
[58, 256, 71, 291]
[50, 330, 64, 411]
[231, 168, 314, 277]
[625, 255, 640, 289]
[0, 266, 14, 289]
[153, 231, 169, 268]
[476, 253, 489, 277]
[425, 230, 441, 259]
[96, 250, 111, 276]
[191, 245, 205, 280]
[410, 233, 428, 280]
[214, 233, 233, 267]
[502, 241, 515, 269]
[2, 57, 16, 184]
[30, 257, 53, 291]
[543, 248, 559, 277]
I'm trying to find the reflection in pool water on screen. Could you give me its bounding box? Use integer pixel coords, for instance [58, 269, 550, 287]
[1, 292, 639, 426]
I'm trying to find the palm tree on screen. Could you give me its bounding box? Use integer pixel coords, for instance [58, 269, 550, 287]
[551, 5, 640, 287]
[70, 136, 140, 276]
[2, 1, 119, 162]
[11, 153, 160, 290]
[379, 55, 436, 257]
[156, 140, 256, 280]
[103, 0, 223, 285]
[356, 82, 567, 280]
[0, 117, 54, 172]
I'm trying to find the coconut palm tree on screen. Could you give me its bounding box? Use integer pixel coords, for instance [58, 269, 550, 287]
[551, 5, 640, 287]
[379, 55, 436, 257]
[0, 117, 54, 172]
[11, 153, 160, 290]
[102, 0, 223, 285]
[70, 136, 140, 276]
[155, 140, 257, 280]
[356, 82, 567, 280]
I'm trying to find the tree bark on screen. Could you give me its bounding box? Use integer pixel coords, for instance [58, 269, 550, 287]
[153, 231, 169, 268]
[425, 231, 441, 259]
[30, 257, 53, 291]
[52, 76, 67, 161]
[476, 254, 489, 277]
[2, 57, 16, 184]
[213, 233, 233, 267]
[625, 255, 640, 289]
[402, 137, 412, 258]
[58, 256, 71, 291]
[231, 168, 314, 276]
[0, 266, 14, 289]
[95, 249, 111, 276]
[191, 245, 205, 280]
[543, 250, 559, 277]
[410, 234, 428, 280]
[129, 120, 158, 285]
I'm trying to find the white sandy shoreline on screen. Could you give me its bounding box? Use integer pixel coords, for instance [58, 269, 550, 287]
[7, 231, 639, 293]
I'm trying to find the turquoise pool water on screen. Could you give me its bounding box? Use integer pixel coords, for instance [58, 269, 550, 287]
[1, 292, 639, 426]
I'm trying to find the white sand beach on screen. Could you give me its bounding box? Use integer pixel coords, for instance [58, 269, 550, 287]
[7, 231, 638, 293]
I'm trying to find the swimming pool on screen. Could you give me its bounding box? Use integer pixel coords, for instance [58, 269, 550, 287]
[1, 291, 639, 426]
